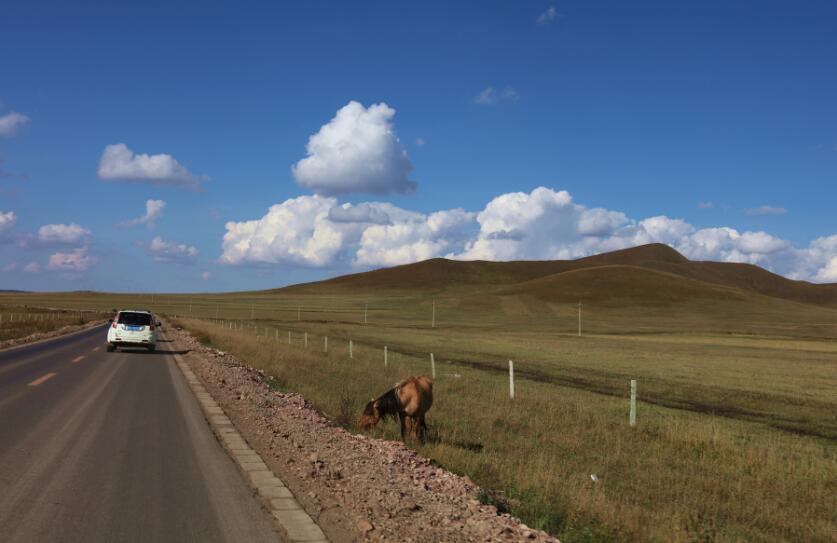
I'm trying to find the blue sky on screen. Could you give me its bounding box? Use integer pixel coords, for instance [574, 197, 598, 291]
[1, 0, 835, 292]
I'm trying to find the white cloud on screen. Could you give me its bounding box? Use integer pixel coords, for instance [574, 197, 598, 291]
[815, 257, 837, 282]
[474, 87, 520, 105]
[0, 112, 30, 137]
[217, 187, 837, 283]
[47, 248, 97, 272]
[746, 205, 787, 216]
[119, 199, 166, 228]
[220, 195, 473, 268]
[697, 201, 714, 209]
[0, 210, 17, 232]
[201, 270, 212, 280]
[23, 261, 41, 273]
[328, 203, 392, 225]
[415, 138, 426, 147]
[355, 208, 475, 267]
[98, 143, 207, 189]
[536, 6, 559, 25]
[35, 223, 91, 246]
[147, 236, 199, 264]
[292, 101, 416, 196]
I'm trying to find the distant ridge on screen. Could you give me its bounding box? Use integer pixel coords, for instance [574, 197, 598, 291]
[278, 243, 837, 308]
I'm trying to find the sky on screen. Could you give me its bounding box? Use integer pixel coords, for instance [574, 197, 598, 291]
[1, 0, 835, 292]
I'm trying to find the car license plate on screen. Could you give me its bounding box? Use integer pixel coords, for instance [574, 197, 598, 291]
[127, 325, 143, 331]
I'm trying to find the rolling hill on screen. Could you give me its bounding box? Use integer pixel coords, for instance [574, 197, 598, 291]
[280, 243, 837, 308]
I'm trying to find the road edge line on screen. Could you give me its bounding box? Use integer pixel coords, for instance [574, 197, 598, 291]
[172, 350, 328, 543]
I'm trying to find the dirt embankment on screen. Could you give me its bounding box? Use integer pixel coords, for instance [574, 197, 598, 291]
[171, 327, 558, 543]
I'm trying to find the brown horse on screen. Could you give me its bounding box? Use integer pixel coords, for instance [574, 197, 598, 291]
[359, 376, 433, 442]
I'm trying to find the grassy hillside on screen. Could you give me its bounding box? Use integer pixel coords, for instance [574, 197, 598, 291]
[278, 243, 837, 308]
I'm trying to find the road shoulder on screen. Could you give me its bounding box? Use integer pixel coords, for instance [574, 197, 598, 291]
[168, 325, 559, 543]
[166, 331, 328, 543]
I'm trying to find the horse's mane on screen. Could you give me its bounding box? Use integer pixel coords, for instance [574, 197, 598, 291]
[375, 386, 401, 422]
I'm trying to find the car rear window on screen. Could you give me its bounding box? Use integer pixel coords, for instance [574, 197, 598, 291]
[118, 312, 152, 326]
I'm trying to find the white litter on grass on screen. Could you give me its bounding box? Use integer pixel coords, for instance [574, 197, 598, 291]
[590, 474, 599, 483]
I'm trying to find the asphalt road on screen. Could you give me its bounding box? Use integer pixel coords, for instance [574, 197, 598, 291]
[0, 325, 281, 543]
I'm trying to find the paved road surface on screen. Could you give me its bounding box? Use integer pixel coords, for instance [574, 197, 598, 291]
[0, 325, 281, 542]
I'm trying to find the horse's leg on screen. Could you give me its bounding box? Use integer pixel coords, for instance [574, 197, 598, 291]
[418, 415, 427, 443]
[398, 411, 406, 441]
[410, 416, 419, 441]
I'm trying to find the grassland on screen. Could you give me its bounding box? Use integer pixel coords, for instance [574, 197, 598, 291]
[1, 245, 835, 541]
[0, 305, 104, 343]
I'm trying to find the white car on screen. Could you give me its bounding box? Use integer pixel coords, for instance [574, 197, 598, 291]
[107, 309, 158, 352]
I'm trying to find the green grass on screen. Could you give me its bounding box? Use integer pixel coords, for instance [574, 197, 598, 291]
[1, 281, 835, 542]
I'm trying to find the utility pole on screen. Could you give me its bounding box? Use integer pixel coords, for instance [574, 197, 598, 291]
[431, 300, 436, 329]
[578, 301, 582, 337]
[364, 302, 368, 325]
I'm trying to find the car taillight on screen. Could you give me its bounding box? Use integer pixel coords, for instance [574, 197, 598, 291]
[150, 325, 155, 331]
[112, 322, 117, 328]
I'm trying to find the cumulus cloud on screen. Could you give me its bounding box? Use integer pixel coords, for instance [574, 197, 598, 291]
[0, 210, 17, 233]
[746, 205, 787, 216]
[474, 87, 520, 105]
[292, 101, 416, 196]
[536, 6, 559, 25]
[0, 112, 30, 137]
[47, 248, 97, 272]
[328, 203, 392, 225]
[217, 187, 837, 283]
[220, 195, 473, 268]
[146, 236, 199, 264]
[355, 209, 475, 267]
[23, 261, 41, 273]
[98, 143, 207, 189]
[36, 223, 91, 245]
[119, 199, 166, 228]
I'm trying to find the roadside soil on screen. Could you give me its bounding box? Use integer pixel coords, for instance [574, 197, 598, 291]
[0, 320, 106, 351]
[170, 326, 559, 543]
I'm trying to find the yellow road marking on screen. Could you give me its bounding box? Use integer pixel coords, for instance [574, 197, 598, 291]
[28, 373, 57, 386]
[72, 355, 85, 363]
[92, 346, 100, 352]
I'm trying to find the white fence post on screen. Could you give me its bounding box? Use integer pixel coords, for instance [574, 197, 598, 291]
[288, 330, 291, 345]
[384, 346, 388, 367]
[430, 353, 436, 379]
[349, 340, 353, 359]
[629, 379, 637, 427]
[304, 332, 308, 348]
[509, 360, 515, 400]
[324, 336, 328, 353]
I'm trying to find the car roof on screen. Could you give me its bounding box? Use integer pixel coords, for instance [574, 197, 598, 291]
[117, 309, 153, 314]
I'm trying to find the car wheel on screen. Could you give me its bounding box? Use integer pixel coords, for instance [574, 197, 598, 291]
[147, 345, 156, 353]
[107, 344, 116, 352]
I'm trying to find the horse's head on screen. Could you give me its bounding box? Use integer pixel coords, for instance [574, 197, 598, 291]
[358, 398, 380, 429]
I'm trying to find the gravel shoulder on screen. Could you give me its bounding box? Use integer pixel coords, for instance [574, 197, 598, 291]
[171, 326, 559, 543]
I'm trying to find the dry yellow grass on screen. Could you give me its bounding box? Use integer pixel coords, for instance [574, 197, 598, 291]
[176, 317, 837, 543]
[3, 248, 836, 542]
[0, 305, 102, 342]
